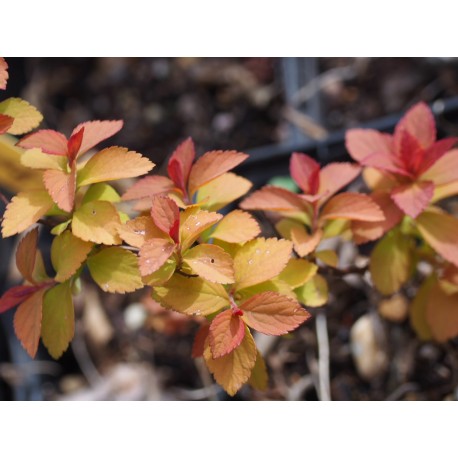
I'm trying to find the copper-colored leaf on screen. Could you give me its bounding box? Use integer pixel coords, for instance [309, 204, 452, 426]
[209, 309, 245, 358]
[139, 238, 176, 276]
[318, 162, 361, 203]
[1, 190, 54, 237]
[41, 282, 74, 359]
[121, 175, 175, 201]
[345, 128, 393, 162]
[0, 57, 8, 90]
[188, 150, 248, 195]
[43, 166, 76, 213]
[0, 285, 41, 314]
[151, 195, 180, 243]
[391, 181, 434, 219]
[71, 120, 123, 157]
[240, 291, 310, 335]
[51, 231, 94, 282]
[0, 98, 43, 135]
[14, 288, 47, 358]
[117, 216, 165, 248]
[210, 210, 260, 244]
[180, 207, 222, 251]
[234, 237, 292, 290]
[204, 326, 257, 396]
[67, 127, 85, 164]
[16, 228, 39, 284]
[77, 147, 154, 186]
[0, 113, 13, 134]
[72, 201, 122, 245]
[240, 185, 309, 212]
[17, 129, 68, 155]
[167, 137, 195, 193]
[320, 192, 384, 222]
[290, 226, 322, 257]
[289, 152, 320, 194]
[153, 275, 230, 316]
[183, 244, 235, 284]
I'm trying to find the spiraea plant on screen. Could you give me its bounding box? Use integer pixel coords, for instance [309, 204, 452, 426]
[2, 57, 458, 397]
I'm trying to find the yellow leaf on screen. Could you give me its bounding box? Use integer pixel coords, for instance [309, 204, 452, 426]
[204, 326, 257, 396]
[211, 210, 260, 244]
[72, 201, 122, 245]
[315, 250, 339, 268]
[236, 280, 296, 302]
[179, 206, 222, 251]
[234, 238, 292, 290]
[142, 258, 177, 286]
[183, 243, 235, 284]
[77, 146, 154, 186]
[248, 350, 268, 391]
[87, 247, 143, 293]
[1, 190, 54, 237]
[295, 274, 329, 307]
[410, 276, 434, 341]
[196, 172, 252, 211]
[0, 97, 43, 135]
[117, 216, 165, 248]
[153, 274, 230, 316]
[82, 183, 121, 205]
[41, 282, 74, 359]
[276, 258, 318, 289]
[51, 231, 94, 282]
[20, 148, 67, 170]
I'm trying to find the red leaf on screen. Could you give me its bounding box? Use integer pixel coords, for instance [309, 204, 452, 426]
[0, 57, 8, 90]
[394, 102, 436, 151]
[209, 309, 246, 358]
[192, 324, 210, 358]
[289, 152, 320, 194]
[151, 195, 180, 243]
[139, 238, 176, 276]
[345, 128, 393, 162]
[17, 129, 68, 155]
[320, 193, 384, 222]
[67, 126, 85, 164]
[318, 162, 361, 203]
[43, 166, 77, 213]
[14, 287, 47, 358]
[398, 129, 423, 174]
[240, 291, 311, 335]
[240, 185, 310, 212]
[0, 285, 40, 314]
[16, 228, 39, 284]
[391, 181, 434, 219]
[361, 151, 411, 177]
[71, 120, 123, 157]
[0, 113, 13, 134]
[122, 175, 175, 201]
[418, 138, 458, 175]
[167, 138, 195, 194]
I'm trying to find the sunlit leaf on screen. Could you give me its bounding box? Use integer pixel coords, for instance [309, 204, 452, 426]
[234, 237, 292, 290]
[71, 120, 123, 157]
[0, 114, 13, 134]
[210, 210, 260, 244]
[51, 231, 93, 282]
[236, 279, 296, 302]
[151, 195, 180, 243]
[209, 309, 245, 358]
[167, 137, 195, 193]
[0, 97, 43, 135]
[77, 147, 154, 186]
[2, 190, 54, 237]
[0, 57, 8, 90]
[204, 326, 257, 396]
[290, 226, 322, 257]
[142, 258, 177, 286]
[248, 350, 268, 391]
[318, 162, 361, 203]
[315, 250, 339, 268]
[240, 185, 309, 212]
[290, 152, 320, 194]
[320, 192, 384, 222]
[82, 183, 121, 205]
[67, 127, 85, 164]
[345, 128, 393, 162]
[153, 275, 230, 316]
[43, 166, 76, 213]
[72, 201, 122, 245]
[183, 244, 235, 284]
[20, 148, 67, 170]
[276, 258, 317, 289]
[87, 247, 143, 293]
[139, 238, 176, 276]
[295, 274, 329, 307]
[180, 207, 222, 251]
[121, 175, 175, 201]
[17, 129, 68, 155]
[391, 181, 434, 219]
[41, 281, 74, 359]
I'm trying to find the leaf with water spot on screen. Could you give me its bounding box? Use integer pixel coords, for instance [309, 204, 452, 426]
[139, 238, 176, 276]
[0, 97, 43, 135]
[180, 207, 222, 251]
[41, 281, 74, 359]
[234, 238, 293, 291]
[295, 274, 329, 307]
[142, 258, 177, 286]
[117, 216, 166, 248]
[209, 309, 245, 358]
[204, 326, 257, 396]
[87, 247, 143, 293]
[153, 274, 230, 316]
[210, 210, 260, 244]
[72, 201, 122, 245]
[51, 231, 94, 282]
[183, 244, 234, 284]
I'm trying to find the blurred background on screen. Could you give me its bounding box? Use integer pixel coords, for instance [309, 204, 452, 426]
[2, 57, 458, 400]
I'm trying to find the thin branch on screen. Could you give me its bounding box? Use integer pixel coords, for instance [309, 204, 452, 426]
[316, 312, 331, 401]
[176, 269, 199, 278]
[319, 263, 368, 278]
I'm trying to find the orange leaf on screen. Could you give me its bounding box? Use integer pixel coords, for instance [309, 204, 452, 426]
[77, 147, 154, 186]
[345, 128, 393, 162]
[139, 238, 176, 276]
[0, 57, 8, 90]
[204, 326, 257, 396]
[318, 162, 361, 204]
[240, 291, 310, 335]
[209, 309, 245, 358]
[240, 185, 309, 212]
[180, 207, 222, 251]
[320, 192, 384, 222]
[71, 120, 123, 157]
[43, 166, 76, 213]
[416, 208, 458, 267]
[362, 167, 399, 192]
[391, 181, 434, 219]
[291, 226, 322, 257]
[188, 150, 248, 195]
[183, 244, 235, 284]
[210, 210, 260, 244]
[196, 172, 252, 212]
[14, 287, 47, 358]
[167, 137, 195, 194]
[117, 216, 165, 248]
[1, 190, 54, 237]
[192, 324, 210, 358]
[0, 285, 41, 314]
[16, 228, 39, 284]
[290, 152, 320, 194]
[151, 195, 180, 243]
[0, 113, 13, 134]
[17, 129, 68, 155]
[72, 201, 122, 245]
[121, 175, 175, 201]
[234, 238, 292, 290]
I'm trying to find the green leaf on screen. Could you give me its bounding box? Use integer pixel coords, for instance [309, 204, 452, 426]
[276, 258, 317, 289]
[295, 274, 329, 307]
[41, 282, 74, 359]
[82, 183, 121, 205]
